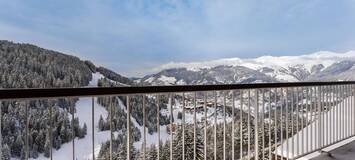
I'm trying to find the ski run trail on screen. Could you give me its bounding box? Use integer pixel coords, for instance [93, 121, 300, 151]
[30, 73, 171, 160]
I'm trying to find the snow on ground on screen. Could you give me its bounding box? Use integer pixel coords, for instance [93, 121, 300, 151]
[144, 77, 155, 83]
[275, 74, 298, 82]
[30, 73, 111, 160]
[276, 96, 355, 159]
[158, 75, 177, 85]
[115, 96, 171, 151]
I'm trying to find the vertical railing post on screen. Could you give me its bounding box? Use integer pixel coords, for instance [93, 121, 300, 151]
[350, 85, 352, 136]
[348, 85, 350, 137]
[49, 104, 53, 160]
[214, 91, 217, 160]
[337, 85, 342, 141]
[301, 87, 304, 155]
[240, 90, 244, 160]
[308, 87, 311, 153]
[351, 85, 353, 136]
[223, 92, 226, 160]
[332, 85, 336, 144]
[127, 95, 131, 160]
[318, 86, 322, 150]
[340, 85, 343, 140]
[203, 93, 207, 160]
[344, 85, 350, 138]
[232, 91, 235, 160]
[325, 86, 331, 145]
[71, 103, 75, 160]
[326, 86, 330, 144]
[353, 84, 355, 136]
[344, 85, 346, 139]
[25, 102, 29, 160]
[311, 87, 314, 151]
[156, 95, 160, 160]
[194, 92, 197, 160]
[143, 95, 146, 160]
[291, 88, 294, 159]
[183, 93, 186, 160]
[280, 88, 283, 159]
[305, 86, 308, 153]
[0, 100, 2, 159]
[170, 94, 173, 160]
[274, 88, 278, 160]
[92, 97, 95, 160]
[255, 89, 259, 160]
[342, 85, 345, 140]
[247, 90, 251, 160]
[109, 96, 113, 160]
[303, 87, 309, 153]
[261, 90, 265, 160]
[296, 87, 299, 156]
[286, 88, 289, 160]
[349, 84, 352, 136]
[268, 90, 272, 160]
[332, 85, 335, 143]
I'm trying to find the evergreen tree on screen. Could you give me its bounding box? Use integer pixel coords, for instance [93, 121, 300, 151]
[20, 148, 26, 160]
[31, 144, 39, 159]
[44, 135, 51, 158]
[98, 115, 104, 131]
[172, 125, 204, 160]
[12, 134, 24, 157]
[159, 141, 170, 160]
[60, 123, 68, 142]
[144, 145, 158, 160]
[81, 123, 87, 138]
[1, 144, 11, 160]
[35, 130, 45, 152]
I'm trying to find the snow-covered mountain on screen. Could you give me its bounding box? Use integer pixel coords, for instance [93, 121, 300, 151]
[307, 60, 355, 81]
[140, 51, 355, 85]
[141, 66, 278, 85]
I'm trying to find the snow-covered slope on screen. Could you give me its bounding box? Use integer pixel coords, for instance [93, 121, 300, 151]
[30, 73, 111, 160]
[307, 60, 355, 81]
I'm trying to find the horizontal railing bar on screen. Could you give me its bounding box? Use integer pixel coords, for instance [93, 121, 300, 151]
[1, 81, 355, 100]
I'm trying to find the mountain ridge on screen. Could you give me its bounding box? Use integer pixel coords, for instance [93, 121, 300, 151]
[140, 51, 355, 85]
[153, 50, 355, 73]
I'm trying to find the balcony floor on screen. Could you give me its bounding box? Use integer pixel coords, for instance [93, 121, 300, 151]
[311, 140, 355, 160]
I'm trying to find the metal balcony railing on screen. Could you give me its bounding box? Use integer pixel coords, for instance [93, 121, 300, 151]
[1, 81, 355, 160]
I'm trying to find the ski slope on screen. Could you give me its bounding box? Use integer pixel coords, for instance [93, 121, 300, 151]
[30, 73, 110, 160]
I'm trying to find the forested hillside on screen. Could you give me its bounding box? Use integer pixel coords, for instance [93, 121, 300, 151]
[0, 40, 92, 88]
[0, 40, 93, 159]
[0, 40, 172, 159]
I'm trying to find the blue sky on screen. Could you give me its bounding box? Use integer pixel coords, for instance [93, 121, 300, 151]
[0, 0, 355, 77]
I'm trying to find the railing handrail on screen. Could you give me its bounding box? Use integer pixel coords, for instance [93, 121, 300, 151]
[1, 81, 355, 100]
